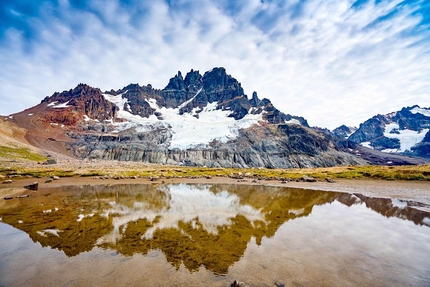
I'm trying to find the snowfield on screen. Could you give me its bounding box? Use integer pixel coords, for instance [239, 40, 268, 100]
[103, 92, 263, 149]
[384, 123, 429, 152]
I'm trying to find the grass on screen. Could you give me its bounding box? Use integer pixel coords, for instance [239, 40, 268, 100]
[1, 163, 429, 181]
[0, 146, 48, 162]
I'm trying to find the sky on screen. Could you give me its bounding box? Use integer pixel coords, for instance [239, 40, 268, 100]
[0, 0, 429, 129]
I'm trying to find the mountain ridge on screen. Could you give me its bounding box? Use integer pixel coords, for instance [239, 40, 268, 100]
[334, 105, 430, 159]
[0, 67, 385, 167]
[3, 66, 428, 166]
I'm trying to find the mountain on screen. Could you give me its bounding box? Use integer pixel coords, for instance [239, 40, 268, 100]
[6, 67, 365, 168]
[332, 125, 357, 139]
[344, 106, 430, 158]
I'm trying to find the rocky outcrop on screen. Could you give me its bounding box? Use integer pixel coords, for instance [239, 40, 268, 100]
[40, 84, 119, 125]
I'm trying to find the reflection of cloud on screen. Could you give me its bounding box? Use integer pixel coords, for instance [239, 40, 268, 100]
[0, 1, 429, 128]
[97, 184, 264, 244]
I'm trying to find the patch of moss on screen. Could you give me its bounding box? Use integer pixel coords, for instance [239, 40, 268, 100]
[0, 146, 48, 162]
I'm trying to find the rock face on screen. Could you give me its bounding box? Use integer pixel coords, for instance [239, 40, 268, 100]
[345, 106, 430, 158]
[11, 67, 366, 168]
[40, 84, 119, 125]
[68, 124, 364, 168]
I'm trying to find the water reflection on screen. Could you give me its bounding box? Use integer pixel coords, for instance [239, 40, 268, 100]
[0, 183, 429, 275]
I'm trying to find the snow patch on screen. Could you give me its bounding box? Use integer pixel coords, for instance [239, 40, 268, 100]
[77, 214, 85, 222]
[49, 101, 71, 108]
[28, 113, 33, 116]
[384, 123, 429, 152]
[381, 149, 398, 153]
[410, 107, 430, 117]
[178, 87, 203, 109]
[361, 142, 373, 149]
[285, 119, 301, 125]
[423, 217, 430, 226]
[391, 199, 407, 209]
[37, 229, 62, 237]
[77, 213, 94, 222]
[84, 115, 90, 122]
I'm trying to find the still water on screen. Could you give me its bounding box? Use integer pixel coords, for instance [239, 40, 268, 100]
[0, 183, 429, 286]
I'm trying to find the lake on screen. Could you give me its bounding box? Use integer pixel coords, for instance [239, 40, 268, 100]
[0, 183, 429, 286]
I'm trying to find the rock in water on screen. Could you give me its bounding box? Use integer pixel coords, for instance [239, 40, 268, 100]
[231, 280, 250, 287]
[24, 182, 38, 190]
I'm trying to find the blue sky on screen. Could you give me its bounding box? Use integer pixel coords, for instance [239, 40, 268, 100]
[0, 0, 429, 129]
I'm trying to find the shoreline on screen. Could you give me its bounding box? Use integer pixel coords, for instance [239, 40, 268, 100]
[1, 176, 430, 206]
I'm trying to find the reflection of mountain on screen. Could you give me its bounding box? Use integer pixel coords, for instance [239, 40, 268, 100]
[0, 184, 428, 274]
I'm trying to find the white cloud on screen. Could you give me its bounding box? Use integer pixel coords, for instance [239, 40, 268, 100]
[0, 0, 429, 129]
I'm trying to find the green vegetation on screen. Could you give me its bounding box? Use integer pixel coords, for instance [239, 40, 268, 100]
[1, 163, 429, 181]
[0, 146, 48, 162]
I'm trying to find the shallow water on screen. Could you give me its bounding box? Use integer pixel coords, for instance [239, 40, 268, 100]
[0, 184, 429, 286]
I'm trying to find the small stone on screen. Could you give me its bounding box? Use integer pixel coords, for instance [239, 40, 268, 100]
[301, 175, 316, 182]
[45, 178, 53, 183]
[52, 176, 60, 180]
[2, 180, 13, 184]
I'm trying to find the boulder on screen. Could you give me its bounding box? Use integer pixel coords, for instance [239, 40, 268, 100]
[24, 182, 38, 190]
[301, 175, 316, 182]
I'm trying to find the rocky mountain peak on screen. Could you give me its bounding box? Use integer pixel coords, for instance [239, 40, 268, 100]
[250, 91, 261, 107]
[332, 125, 357, 139]
[39, 83, 119, 124]
[184, 69, 203, 89]
[165, 71, 186, 90]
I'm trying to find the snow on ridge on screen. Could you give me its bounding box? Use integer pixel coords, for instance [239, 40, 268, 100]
[178, 87, 203, 109]
[410, 107, 430, 117]
[383, 123, 429, 152]
[103, 93, 263, 149]
[48, 101, 71, 108]
[285, 118, 301, 125]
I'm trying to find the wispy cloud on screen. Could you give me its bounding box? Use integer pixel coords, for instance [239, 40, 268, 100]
[0, 0, 429, 128]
